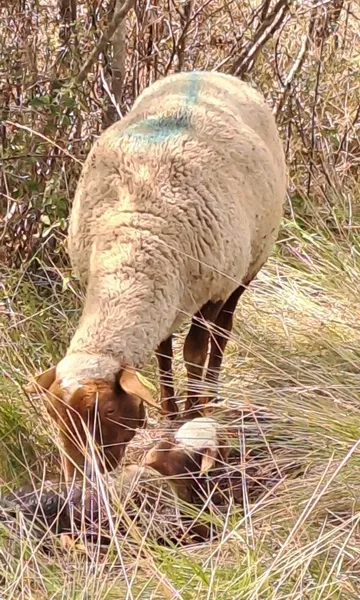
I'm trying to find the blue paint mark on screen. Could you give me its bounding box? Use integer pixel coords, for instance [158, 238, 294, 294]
[186, 71, 201, 106]
[124, 72, 202, 145]
[126, 112, 189, 143]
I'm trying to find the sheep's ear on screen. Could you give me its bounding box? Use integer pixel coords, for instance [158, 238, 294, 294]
[200, 447, 217, 475]
[144, 446, 158, 468]
[24, 366, 57, 395]
[118, 369, 160, 410]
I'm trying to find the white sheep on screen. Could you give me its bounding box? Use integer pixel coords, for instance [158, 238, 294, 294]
[145, 417, 230, 502]
[26, 70, 286, 481]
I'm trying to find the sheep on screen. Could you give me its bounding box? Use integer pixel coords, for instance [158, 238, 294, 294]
[145, 417, 230, 503]
[26, 70, 287, 481]
[144, 417, 270, 509]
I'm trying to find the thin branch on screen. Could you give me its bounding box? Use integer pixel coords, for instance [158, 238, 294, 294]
[109, 0, 128, 109]
[212, 0, 272, 72]
[4, 121, 83, 164]
[176, 0, 193, 71]
[273, 6, 317, 117]
[76, 0, 135, 84]
[233, 0, 290, 77]
[334, 103, 360, 166]
[306, 31, 325, 197]
[261, 0, 272, 20]
[58, 0, 77, 44]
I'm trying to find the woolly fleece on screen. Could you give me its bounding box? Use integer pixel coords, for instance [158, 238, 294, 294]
[58, 71, 286, 382]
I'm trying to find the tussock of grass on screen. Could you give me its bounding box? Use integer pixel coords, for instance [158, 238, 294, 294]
[2, 198, 360, 598]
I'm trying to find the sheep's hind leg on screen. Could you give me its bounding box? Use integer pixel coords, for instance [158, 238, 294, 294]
[156, 335, 178, 419]
[204, 284, 247, 407]
[183, 300, 223, 418]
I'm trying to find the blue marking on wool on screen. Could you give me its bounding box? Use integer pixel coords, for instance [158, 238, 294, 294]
[186, 71, 201, 106]
[125, 72, 201, 145]
[126, 113, 189, 143]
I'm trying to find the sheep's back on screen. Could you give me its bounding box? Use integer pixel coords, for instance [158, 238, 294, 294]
[69, 72, 286, 311]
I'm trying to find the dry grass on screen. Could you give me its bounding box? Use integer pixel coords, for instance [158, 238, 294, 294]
[2, 198, 360, 598]
[1, 1, 360, 597]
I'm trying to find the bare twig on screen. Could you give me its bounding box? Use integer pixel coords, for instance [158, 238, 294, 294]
[334, 103, 360, 166]
[261, 0, 272, 20]
[233, 0, 290, 77]
[4, 121, 83, 164]
[176, 0, 193, 71]
[306, 31, 325, 197]
[213, 0, 273, 72]
[76, 0, 134, 84]
[111, 0, 128, 107]
[274, 7, 318, 116]
[58, 0, 77, 44]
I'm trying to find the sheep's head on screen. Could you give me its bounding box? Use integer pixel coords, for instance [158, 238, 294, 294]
[25, 360, 155, 480]
[145, 417, 230, 502]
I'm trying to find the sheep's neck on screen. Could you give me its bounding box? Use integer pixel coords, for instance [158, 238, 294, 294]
[67, 273, 177, 368]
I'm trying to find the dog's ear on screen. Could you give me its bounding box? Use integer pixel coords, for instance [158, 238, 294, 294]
[118, 368, 159, 410]
[24, 366, 57, 394]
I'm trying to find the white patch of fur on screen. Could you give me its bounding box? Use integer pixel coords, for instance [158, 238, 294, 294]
[59, 377, 83, 394]
[175, 417, 219, 451]
[56, 352, 120, 387]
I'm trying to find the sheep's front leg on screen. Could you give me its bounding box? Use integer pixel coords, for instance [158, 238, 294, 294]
[204, 285, 247, 403]
[156, 335, 178, 419]
[183, 301, 223, 418]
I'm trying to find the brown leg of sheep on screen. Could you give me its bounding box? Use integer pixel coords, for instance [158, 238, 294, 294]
[204, 284, 247, 404]
[156, 335, 178, 419]
[183, 300, 223, 417]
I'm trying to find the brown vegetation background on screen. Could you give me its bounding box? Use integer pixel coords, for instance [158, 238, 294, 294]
[1, 0, 359, 268]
